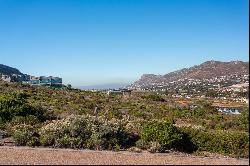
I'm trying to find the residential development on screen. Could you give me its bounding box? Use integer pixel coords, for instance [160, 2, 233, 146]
[22, 76, 62, 86]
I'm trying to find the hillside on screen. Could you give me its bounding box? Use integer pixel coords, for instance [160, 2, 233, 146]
[0, 64, 24, 76]
[0, 79, 249, 158]
[131, 60, 249, 89]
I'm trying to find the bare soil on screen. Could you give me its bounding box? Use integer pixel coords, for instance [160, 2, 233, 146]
[0, 146, 248, 165]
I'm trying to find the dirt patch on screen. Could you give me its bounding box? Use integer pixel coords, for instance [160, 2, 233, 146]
[0, 146, 248, 165]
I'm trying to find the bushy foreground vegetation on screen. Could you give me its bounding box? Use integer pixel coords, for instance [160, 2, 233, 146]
[179, 127, 249, 158]
[0, 93, 47, 123]
[136, 120, 248, 157]
[11, 115, 137, 150]
[0, 81, 249, 158]
[8, 117, 248, 158]
[137, 120, 184, 152]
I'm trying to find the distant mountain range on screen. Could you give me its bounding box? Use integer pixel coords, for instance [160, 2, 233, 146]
[129, 60, 249, 89]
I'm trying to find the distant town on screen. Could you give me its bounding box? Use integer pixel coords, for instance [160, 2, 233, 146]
[0, 73, 62, 86]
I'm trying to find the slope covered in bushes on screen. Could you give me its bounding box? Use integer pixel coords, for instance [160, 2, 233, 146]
[0, 80, 248, 158]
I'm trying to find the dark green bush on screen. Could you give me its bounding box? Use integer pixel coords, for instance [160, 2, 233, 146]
[236, 109, 249, 132]
[142, 94, 165, 102]
[0, 130, 7, 140]
[0, 94, 47, 123]
[179, 127, 249, 158]
[0, 117, 5, 129]
[139, 120, 183, 152]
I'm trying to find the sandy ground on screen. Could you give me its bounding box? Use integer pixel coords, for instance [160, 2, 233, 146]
[0, 146, 248, 165]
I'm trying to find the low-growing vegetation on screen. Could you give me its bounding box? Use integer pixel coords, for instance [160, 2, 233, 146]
[137, 120, 184, 152]
[179, 127, 249, 158]
[0, 80, 248, 158]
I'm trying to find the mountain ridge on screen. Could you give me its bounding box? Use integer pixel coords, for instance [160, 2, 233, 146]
[0, 64, 24, 76]
[130, 60, 249, 89]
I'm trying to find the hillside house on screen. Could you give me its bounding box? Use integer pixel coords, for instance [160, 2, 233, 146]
[0, 74, 23, 82]
[1, 74, 11, 82]
[217, 107, 241, 115]
[212, 103, 243, 115]
[107, 89, 132, 97]
[107, 89, 123, 95]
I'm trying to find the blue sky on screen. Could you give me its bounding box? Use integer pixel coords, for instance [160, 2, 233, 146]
[0, 0, 249, 87]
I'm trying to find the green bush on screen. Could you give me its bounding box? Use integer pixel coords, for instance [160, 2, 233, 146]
[148, 141, 164, 153]
[13, 124, 40, 146]
[135, 139, 149, 150]
[39, 115, 136, 150]
[55, 135, 83, 149]
[0, 94, 47, 123]
[11, 115, 40, 126]
[179, 127, 249, 158]
[139, 120, 183, 152]
[0, 117, 5, 129]
[236, 109, 249, 132]
[142, 94, 165, 102]
[0, 130, 7, 140]
[26, 137, 40, 147]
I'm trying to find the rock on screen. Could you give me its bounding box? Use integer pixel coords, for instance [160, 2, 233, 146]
[2, 137, 15, 146]
[128, 147, 142, 153]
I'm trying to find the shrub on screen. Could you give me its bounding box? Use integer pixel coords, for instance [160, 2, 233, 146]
[11, 115, 40, 126]
[236, 109, 249, 132]
[13, 124, 40, 146]
[148, 141, 163, 153]
[0, 117, 5, 129]
[26, 137, 40, 147]
[135, 139, 149, 150]
[0, 94, 47, 122]
[55, 135, 82, 149]
[139, 120, 183, 152]
[85, 122, 120, 150]
[179, 127, 249, 158]
[0, 130, 8, 140]
[39, 118, 74, 147]
[39, 115, 136, 150]
[142, 94, 165, 102]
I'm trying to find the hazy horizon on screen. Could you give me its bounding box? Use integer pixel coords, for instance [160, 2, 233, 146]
[0, 0, 249, 87]
[78, 82, 130, 90]
[2, 59, 249, 89]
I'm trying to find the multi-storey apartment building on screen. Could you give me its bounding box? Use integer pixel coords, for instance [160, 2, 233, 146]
[23, 76, 62, 86]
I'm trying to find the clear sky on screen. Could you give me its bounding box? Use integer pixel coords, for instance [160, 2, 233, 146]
[0, 0, 249, 87]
